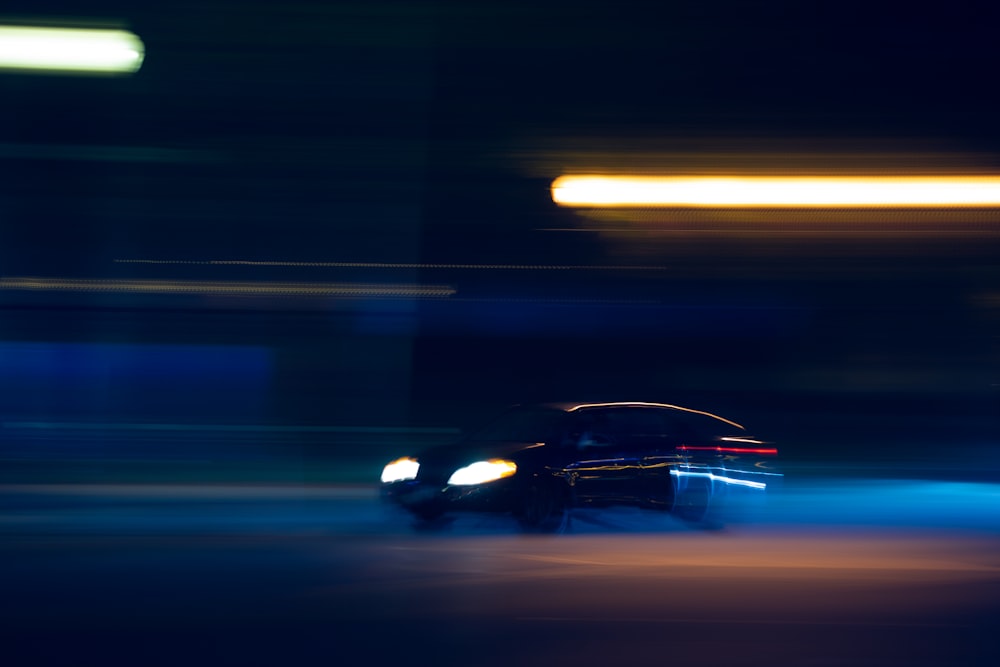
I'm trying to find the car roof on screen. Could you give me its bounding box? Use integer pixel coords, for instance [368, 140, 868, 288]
[535, 401, 745, 430]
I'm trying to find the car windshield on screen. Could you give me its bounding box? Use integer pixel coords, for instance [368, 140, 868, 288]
[467, 407, 564, 443]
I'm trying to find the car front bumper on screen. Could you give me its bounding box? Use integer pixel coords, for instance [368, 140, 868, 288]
[381, 478, 518, 515]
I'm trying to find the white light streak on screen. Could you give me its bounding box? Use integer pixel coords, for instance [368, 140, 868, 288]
[447, 459, 517, 486]
[0, 25, 144, 74]
[381, 458, 420, 484]
[671, 469, 767, 490]
[552, 175, 1000, 208]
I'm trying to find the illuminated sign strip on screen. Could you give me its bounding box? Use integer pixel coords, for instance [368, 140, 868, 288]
[551, 175, 1000, 208]
[0, 25, 144, 74]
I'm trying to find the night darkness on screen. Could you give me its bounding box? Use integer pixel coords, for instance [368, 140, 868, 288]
[1, 3, 999, 666]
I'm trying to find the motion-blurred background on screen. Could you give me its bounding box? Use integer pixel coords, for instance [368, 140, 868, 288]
[4, 5, 1000, 667]
[1, 0, 998, 483]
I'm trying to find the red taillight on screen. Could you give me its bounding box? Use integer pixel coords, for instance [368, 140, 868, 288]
[677, 445, 778, 455]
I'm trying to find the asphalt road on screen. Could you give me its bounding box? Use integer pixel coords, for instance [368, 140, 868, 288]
[2, 477, 999, 667]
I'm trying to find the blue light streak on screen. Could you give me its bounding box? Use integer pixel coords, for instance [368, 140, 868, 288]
[671, 469, 768, 490]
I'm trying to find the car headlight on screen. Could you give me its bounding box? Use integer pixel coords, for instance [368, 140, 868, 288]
[447, 459, 517, 486]
[381, 457, 419, 483]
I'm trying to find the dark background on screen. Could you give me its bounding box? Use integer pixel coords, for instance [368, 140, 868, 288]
[2, 5, 1000, 667]
[0, 0, 998, 475]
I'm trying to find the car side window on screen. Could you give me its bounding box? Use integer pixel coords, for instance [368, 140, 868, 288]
[469, 408, 565, 443]
[563, 411, 612, 449]
[669, 415, 706, 446]
[565, 408, 678, 451]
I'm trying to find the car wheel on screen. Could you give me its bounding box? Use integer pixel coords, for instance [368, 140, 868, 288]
[518, 482, 568, 533]
[671, 476, 713, 524]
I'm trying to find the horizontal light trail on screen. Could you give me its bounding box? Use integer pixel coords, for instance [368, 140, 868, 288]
[679, 445, 779, 455]
[0, 142, 210, 163]
[566, 402, 745, 430]
[3, 421, 459, 435]
[114, 259, 671, 270]
[0, 277, 454, 298]
[695, 465, 784, 478]
[539, 228, 1000, 235]
[670, 469, 767, 490]
[552, 175, 1000, 208]
[0, 25, 144, 74]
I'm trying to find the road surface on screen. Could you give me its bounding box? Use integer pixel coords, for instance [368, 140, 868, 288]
[2, 476, 998, 666]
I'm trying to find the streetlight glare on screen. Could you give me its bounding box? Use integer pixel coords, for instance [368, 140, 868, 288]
[551, 175, 1000, 208]
[0, 25, 144, 74]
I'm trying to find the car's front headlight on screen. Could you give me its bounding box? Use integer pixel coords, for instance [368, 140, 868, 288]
[447, 459, 517, 486]
[381, 457, 419, 483]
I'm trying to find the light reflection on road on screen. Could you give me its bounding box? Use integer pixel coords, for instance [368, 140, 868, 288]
[2, 477, 999, 667]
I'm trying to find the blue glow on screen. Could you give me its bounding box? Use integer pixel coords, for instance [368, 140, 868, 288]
[696, 465, 784, 478]
[0, 342, 271, 420]
[671, 469, 768, 490]
[416, 298, 803, 338]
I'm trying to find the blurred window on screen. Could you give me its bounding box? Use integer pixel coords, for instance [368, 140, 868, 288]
[568, 407, 679, 451]
[468, 407, 565, 443]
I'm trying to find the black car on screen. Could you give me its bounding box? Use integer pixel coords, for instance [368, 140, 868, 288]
[381, 401, 780, 531]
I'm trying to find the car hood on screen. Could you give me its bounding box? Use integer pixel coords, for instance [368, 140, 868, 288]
[418, 440, 546, 466]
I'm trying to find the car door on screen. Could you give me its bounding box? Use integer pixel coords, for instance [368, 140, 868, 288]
[638, 411, 697, 508]
[561, 408, 659, 505]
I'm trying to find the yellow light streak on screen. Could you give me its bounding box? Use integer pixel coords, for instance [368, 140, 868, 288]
[551, 175, 1000, 208]
[0, 277, 454, 298]
[0, 25, 144, 74]
[447, 459, 517, 486]
[381, 457, 420, 484]
[566, 402, 744, 430]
